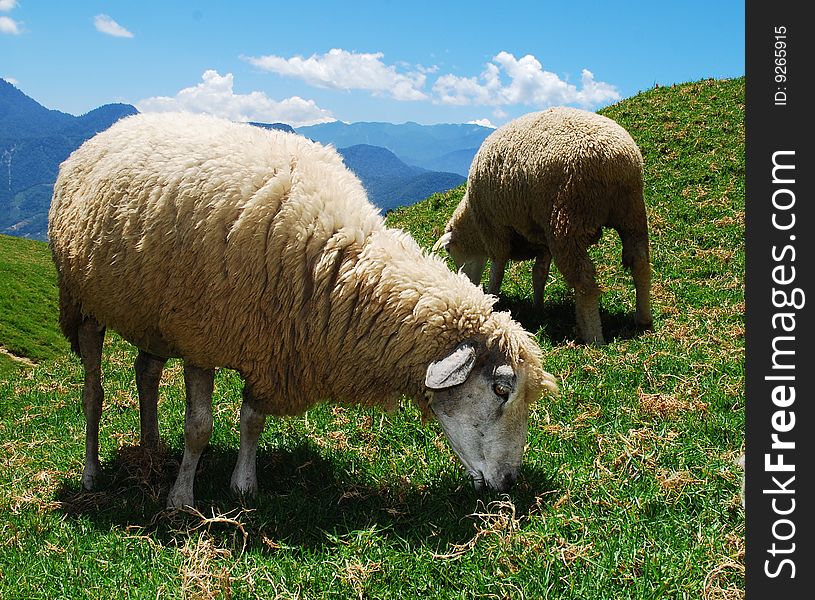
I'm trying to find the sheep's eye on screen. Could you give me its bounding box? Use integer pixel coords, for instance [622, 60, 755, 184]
[493, 382, 511, 401]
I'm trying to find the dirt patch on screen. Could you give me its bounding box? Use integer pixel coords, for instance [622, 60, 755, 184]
[0, 346, 36, 367]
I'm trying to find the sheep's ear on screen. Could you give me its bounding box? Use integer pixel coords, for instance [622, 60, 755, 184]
[431, 231, 453, 254]
[425, 341, 477, 390]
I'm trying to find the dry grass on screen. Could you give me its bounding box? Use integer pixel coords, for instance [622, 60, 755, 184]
[432, 498, 524, 560]
[179, 532, 234, 600]
[339, 558, 383, 600]
[123, 507, 255, 600]
[655, 469, 702, 497]
[3, 468, 66, 514]
[595, 427, 679, 477]
[638, 390, 708, 418]
[703, 558, 745, 600]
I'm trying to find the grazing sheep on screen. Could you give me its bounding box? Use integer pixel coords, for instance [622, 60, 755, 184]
[49, 112, 558, 508]
[434, 107, 652, 344]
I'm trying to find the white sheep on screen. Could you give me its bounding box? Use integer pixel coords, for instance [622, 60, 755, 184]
[49, 112, 558, 508]
[434, 107, 652, 344]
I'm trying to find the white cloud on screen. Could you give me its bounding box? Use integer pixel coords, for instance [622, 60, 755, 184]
[433, 72, 493, 106]
[244, 48, 428, 101]
[574, 69, 622, 106]
[94, 14, 134, 38]
[240, 46, 618, 115]
[467, 118, 496, 129]
[0, 15, 20, 34]
[432, 51, 620, 109]
[137, 70, 335, 127]
[2, 75, 18, 85]
[0, 1, 18, 12]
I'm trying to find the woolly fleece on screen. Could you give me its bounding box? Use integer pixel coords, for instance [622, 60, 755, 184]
[50, 112, 555, 416]
[448, 107, 647, 268]
[443, 107, 651, 341]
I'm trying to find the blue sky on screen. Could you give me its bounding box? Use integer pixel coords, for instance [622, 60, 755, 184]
[1, 1, 745, 127]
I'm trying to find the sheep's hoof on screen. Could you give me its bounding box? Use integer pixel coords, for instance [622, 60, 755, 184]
[166, 487, 195, 510]
[229, 475, 258, 500]
[580, 330, 605, 345]
[81, 460, 103, 491]
[139, 431, 161, 451]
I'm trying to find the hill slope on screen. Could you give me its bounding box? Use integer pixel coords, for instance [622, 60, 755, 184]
[388, 77, 745, 596]
[0, 78, 744, 599]
[0, 234, 67, 376]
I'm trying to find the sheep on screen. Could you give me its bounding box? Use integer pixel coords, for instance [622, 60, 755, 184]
[434, 107, 652, 344]
[48, 112, 558, 508]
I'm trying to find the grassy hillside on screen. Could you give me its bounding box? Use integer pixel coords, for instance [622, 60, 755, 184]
[0, 78, 744, 599]
[0, 234, 68, 377]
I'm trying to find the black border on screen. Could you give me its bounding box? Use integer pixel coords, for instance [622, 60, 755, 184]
[746, 1, 814, 595]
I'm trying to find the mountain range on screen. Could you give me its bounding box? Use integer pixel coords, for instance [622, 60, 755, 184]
[337, 144, 465, 212]
[297, 120, 491, 176]
[0, 78, 482, 240]
[1, 79, 139, 239]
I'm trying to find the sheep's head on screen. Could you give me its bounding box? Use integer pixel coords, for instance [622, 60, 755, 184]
[425, 340, 540, 492]
[432, 195, 487, 286]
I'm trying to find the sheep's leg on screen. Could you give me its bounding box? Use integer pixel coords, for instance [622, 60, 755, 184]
[166, 364, 214, 509]
[135, 350, 166, 450]
[78, 318, 106, 490]
[532, 250, 552, 310]
[553, 240, 604, 345]
[487, 259, 506, 297]
[230, 387, 267, 498]
[574, 290, 604, 345]
[631, 258, 652, 329]
[620, 230, 652, 329]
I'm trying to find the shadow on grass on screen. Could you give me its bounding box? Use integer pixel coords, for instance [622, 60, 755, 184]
[53, 438, 560, 553]
[496, 294, 651, 345]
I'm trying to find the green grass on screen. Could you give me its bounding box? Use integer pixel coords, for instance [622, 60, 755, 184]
[0, 78, 744, 599]
[0, 234, 69, 378]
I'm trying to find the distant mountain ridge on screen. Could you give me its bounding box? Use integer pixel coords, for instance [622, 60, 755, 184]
[297, 120, 492, 176]
[0, 79, 473, 240]
[249, 121, 296, 134]
[0, 79, 74, 138]
[1, 79, 139, 239]
[337, 144, 464, 212]
[0, 79, 137, 140]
